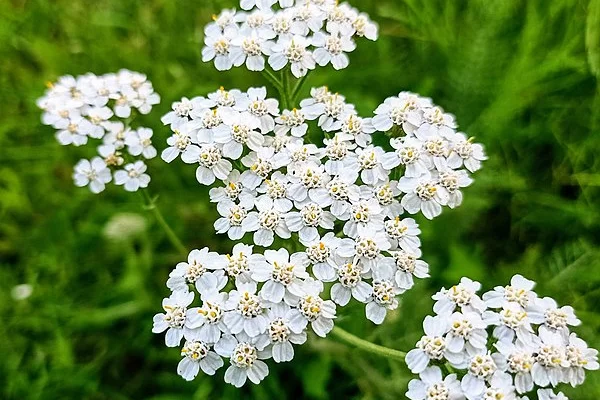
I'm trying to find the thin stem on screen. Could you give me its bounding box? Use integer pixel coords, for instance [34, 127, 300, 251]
[291, 71, 311, 105]
[281, 68, 291, 109]
[140, 190, 187, 255]
[262, 68, 283, 91]
[330, 326, 407, 362]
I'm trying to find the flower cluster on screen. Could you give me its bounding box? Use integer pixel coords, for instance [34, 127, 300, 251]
[201, 0, 377, 75]
[405, 275, 599, 400]
[155, 82, 486, 386]
[37, 70, 160, 193]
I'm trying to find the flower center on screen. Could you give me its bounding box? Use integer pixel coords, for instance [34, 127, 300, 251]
[300, 168, 323, 188]
[503, 285, 530, 308]
[185, 260, 206, 283]
[327, 178, 349, 200]
[385, 218, 409, 239]
[355, 238, 380, 260]
[351, 201, 371, 223]
[326, 139, 348, 160]
[198, 302, 223, 324]
[174, 101, 193, 117]
[307, 242, 331, 264]
[299, 295, 323, 321]
[181, 340, 210, 361]
[398, 146, 420, 165]
[508, 352, 534, 373]
[417, 335, 446, 360]
[228, 205, 247, 226]
[447, 285, 473, 306]
[213, 38, 230, 55]
[338, 262, 363, 288]
[426, 383, 450, 400]
[342, 114, 363, 135]
[393, 251, 416, 273]
[232, 124, 251, 143]
[468, 354, 497, 379]
[416, 183, 437, 201]
[237, 291, 263, 318]
[251, 158, 273, 178]
[225, 181, 243, 199]
[266, 179, 287, 199]
[231, 342, 258, 368]
[358, 150, 378, 169]
[249, 100, 269, 116]
[451, 319, 474, 338]
[325, 35, 343, 55]
[226, 253, 249, 278]
[373, 279, 396, 305]
[300, 203, 323, 227]
[375, 184, 394, 205]
[259, 210, 281, 230]
[545, 309, 568, 329]
[269, 318, 291, 343]
[500, 307, 528, 329]
[282, 108, 305, 127]
[272, 16, 291, 35]
[439, 172, 459, 192]
[242, 38, 262, 56]
[271, 261, 295, 285]
[536, 345, 566, 368]
[164, 305, 187, 329]
[199, 146, 223, 168]
[202, 109, 222, 128]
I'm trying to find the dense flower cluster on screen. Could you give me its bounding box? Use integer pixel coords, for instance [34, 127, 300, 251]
[405, 275, 599, 400]
[37, 70, 160, 193]
[154, 82, 486, 386]
[201, 0, 377, 75]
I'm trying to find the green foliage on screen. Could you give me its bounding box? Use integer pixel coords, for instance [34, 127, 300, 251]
[0, 0, 599, 398]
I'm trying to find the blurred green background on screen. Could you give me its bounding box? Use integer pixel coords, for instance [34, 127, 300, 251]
[1, 0, 600, 398]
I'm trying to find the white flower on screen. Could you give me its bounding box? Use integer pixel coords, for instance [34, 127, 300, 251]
[531, 330, 570, 387]
[399, 176, 449, 220]
[224, 243, 262, 282]
[302, 232, 345, 282]
[350, 228, 392, 271]
[114, 160, 151, 192]
[152, 290, 197, 347]
[383, 217, 421, 254]
[181, 144, 232, 185]
[252, 248, 309, 304]
[460, 351, 504, 398]
[355, 145, 391, 186]
[240, 0, 276, 11]
[242, 196, 292, 246]
[177, 340, 224, 380]
[480, 372, 517, 400]
[275, 108, 309, 137]
[102, 121, 128, 149]
[56, 116, 93, 146]
[161, 97, 209, 128]
[365, 261, 400, 324]
[421, 106, 457, 139]
[97, 143, 124, 167]
[323, 134, 359, 178]
[342, 199, 384, 239]
[483, 274, 537, 310]
[267, 35, 316, 78]
[202, 25, 244, 71]
[285, 202, 335, 244]
[265, 302, 307, 363]
[495, 340, 536, 394]
[224, 281, 268, 337]
[209, 170, 256, 210]
[432, 277, 486, 315]
[187, 276, 230, 344]
[444, 311, 488, 355]
[288, 279, 336, 337]
[326, 175, 361, 219]
[125, 127, 157, 159]
[391, 250, 429, 290]
[245, 87, 280, 133]
[372, 93, 429, 134]
[336, 113, 376, 148]
[214, 200, 255, 240]
[331, 259, 372, 306]
[529, 297, 581, 338]
[255, 171, 294, 212]
[448, 132, 487, 172]
[84, 106, 113, 138]
[349, 9, 378, 41]
[312, 31, 356, 70]
[286, 161, 331, 204]
[414, 125, 450, 171]
[564, 333, 599, 387]
[204, 9, 238, 37]
[537, 389, 569, 400]
[324, 3, 354, 36]
[166, 248, 227, 292]
[382, 137, 431, 178]
[215, 111, 265, 159]
[230, 31, 269, 71]
[216, 333, 270, 387]
[406, 315, 458, 374]
[73, 157, 112, 194]
[290, 3, 324, 36]
[406, 366, 464, 400]
[436, 169, 473, 209]
[483, 302, 537, 346]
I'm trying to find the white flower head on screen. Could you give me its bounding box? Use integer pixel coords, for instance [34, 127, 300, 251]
[73, 157, 112, 194]
[114, 160, 151, 192]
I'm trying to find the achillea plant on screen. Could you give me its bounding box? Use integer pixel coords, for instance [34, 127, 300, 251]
[38, 0, 597, 397]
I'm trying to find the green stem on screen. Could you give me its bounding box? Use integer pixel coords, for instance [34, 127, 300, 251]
[330, 326, 407, 362]
[140, 190, 187, 255]
[281, 68, 291, 109]
[291, 71, 311, 105]
[262, 68, 283, 91]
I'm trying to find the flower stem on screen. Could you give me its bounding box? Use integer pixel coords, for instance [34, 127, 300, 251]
[330, 326, 407, 362]
[291, 71, 311, 105]
[140, 190, 187, 255]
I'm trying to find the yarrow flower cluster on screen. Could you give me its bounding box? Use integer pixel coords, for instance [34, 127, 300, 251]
[405, 275, 599, 399]
[155, 59, 487, 385]
[37, 70, 160, 193]
[39, 0, 599, 396]
[201, 0, 377, 75]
